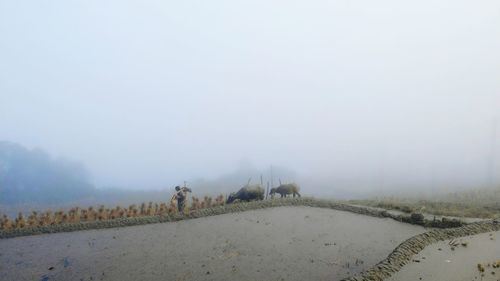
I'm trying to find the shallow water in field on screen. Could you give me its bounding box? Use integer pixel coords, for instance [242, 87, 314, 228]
[387, 231, 500, 281]
[0, 206, 426, 281]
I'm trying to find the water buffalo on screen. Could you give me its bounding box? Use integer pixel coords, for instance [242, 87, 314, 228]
[226, 185, 265, 204]
[269, 183, 301, 198]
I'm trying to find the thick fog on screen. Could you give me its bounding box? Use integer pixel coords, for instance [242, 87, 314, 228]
[1, 0, 499, 197]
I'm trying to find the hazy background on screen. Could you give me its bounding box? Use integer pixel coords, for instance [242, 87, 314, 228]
[1, 0, 499, 207]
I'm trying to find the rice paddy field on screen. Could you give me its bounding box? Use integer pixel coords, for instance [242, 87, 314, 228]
[387, 231, 500, 281]
[0, 206, 426, 281]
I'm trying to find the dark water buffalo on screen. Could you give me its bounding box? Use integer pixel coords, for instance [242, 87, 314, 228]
[269, 183, 301, 198]
[227, 185, 265, 204]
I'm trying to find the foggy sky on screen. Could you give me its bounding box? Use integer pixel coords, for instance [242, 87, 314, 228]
[1, 0, 499, 191]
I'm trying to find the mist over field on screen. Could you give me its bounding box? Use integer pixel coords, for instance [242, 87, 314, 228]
[1, 0, 500, 207]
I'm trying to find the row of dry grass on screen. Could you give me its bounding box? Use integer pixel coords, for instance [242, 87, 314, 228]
[0, 195, 225, 231]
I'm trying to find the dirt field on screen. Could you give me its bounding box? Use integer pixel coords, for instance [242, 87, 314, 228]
[0, 206, 426, 281]
[387, 230, 500, 281]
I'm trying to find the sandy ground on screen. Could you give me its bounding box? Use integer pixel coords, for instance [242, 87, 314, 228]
[388, 231, 500, 281]
[0, 206, 426, 281]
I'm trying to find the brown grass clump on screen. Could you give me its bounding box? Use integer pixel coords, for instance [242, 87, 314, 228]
[140, 203, 146, 216]
[128, 205, 138, 218]
[97, 206, 108, 221]
[167, 202, 176, 214]
[167, 204, 177, 214]
[1, 214, 14, 230]
[40, 211, 52, 226]
[478, 263, 485, 273]
[67, 208, 79, 223]
[191, 197, 201, 210]
[204, 196, 212, 208]
[15, 212, 26, 229]
[215, 194, 225, 206]
[153, 203, 159, 215]
[54, 211, 64, 224]
[109, 207, 118, 220]
[158, 203, 167, 215]
[81, 209, 88, 222]
[146, 202, 154, 216]
[27, 211, 38, 227]
[87, 207, 97, 222]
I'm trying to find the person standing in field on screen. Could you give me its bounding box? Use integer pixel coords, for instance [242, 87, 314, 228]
[173, 185, 192, 213]
[174, 186, 186, 213]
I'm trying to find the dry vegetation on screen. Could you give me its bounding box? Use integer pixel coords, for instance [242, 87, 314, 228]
[350, 187, 500, 219]
[476, 260, 500, 279]
[0, 194, 225, 232]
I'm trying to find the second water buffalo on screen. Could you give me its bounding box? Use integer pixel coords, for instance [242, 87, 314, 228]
[269, 183, 301, 198]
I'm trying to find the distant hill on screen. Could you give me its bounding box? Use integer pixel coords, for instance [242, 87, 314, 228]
[0, 141, 96, 204]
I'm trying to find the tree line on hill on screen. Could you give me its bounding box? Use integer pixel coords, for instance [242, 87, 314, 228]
[0, 141, 96, 205]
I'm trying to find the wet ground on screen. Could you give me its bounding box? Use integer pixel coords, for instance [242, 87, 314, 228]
[0, 206, 426, 281]
[388, 231, 500, 281]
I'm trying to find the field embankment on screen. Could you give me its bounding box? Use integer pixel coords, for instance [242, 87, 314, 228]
[0, 198, 463, 239]
[350, 187, 500, 219]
